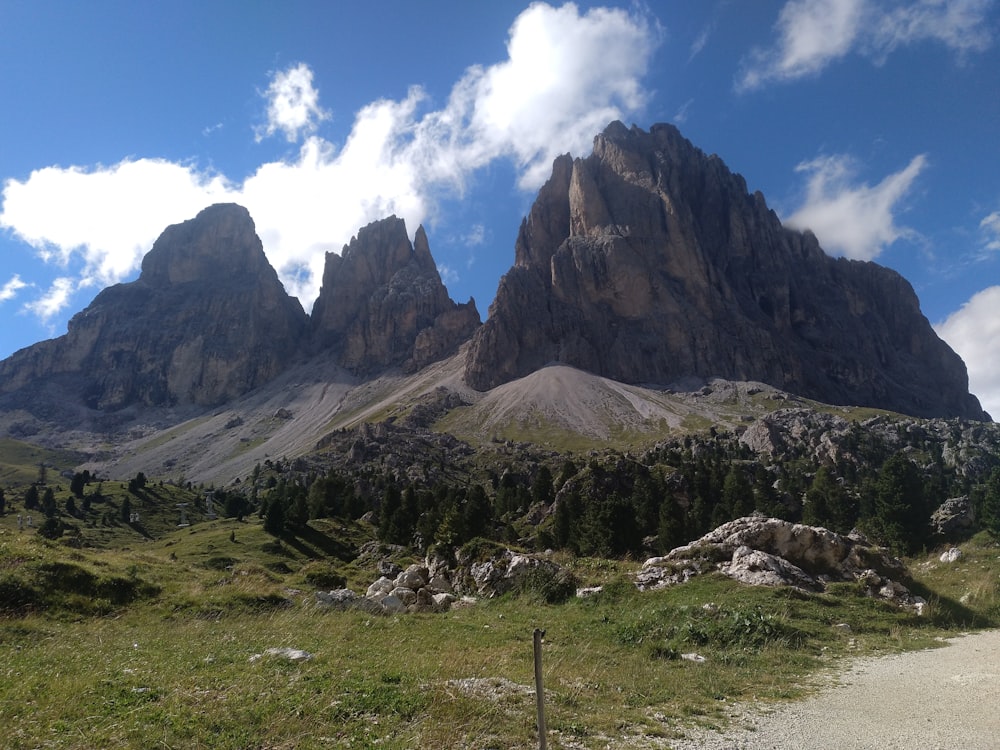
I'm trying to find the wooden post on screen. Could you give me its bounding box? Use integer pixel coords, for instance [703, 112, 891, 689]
[533, 628, 547, 750]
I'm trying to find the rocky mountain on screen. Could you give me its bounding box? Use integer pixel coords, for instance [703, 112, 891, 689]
[0, 210, 479, 413]
[310, 216, 480, 374]
[0, 121, 990, 481]
[464, 121, 986, 421]
[0, 204, 308, 409]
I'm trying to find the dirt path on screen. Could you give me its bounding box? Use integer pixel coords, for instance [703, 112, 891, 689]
[669, 630, 1000, 749]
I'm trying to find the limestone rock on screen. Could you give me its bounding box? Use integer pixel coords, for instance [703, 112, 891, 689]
[311, 217, 480, 373]
[930, 496, 976, 541]
[465, 122, 986, 421]
[638, 516, 921, 609]
[0, 204, 307, 409]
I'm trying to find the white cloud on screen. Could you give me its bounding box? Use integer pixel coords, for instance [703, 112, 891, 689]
[0, 274, 27, 303]
[981, 210, 1000, 251]
[784, 153, 927, 260]
[0, 3, 657, 319]
[464, 224, 486, 247]
[1, 159, 235, 290]
[23, 277, 75, 322]
[873, 0, 993, 58]
[255, 63, 331, 143]
[739, 0, 993, 91]
[935, 286, 1000, 418]
[673, 98, 694, 124]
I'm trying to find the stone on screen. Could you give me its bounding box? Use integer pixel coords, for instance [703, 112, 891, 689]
[380, 594, 407, 614]
[366, 577, 394, 598]
[377, 559, 403, 578]
[637, 516, 920, 608]
[393, 564, 428, 591]
[389, 587, 417, 606]
[426, 575, 453, 594]
[315, 589, 359, 609]
[432, 592, 457, 608]
[930, 496, 976, 540]
[252, 647, 313, 662]
[940, 547, 963, 563]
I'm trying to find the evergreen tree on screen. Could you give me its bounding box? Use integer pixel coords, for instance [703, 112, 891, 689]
[803, 467, 858, 533]
[70, 472, 86, 499]
[722, 465, 754, 518]
[42, 487, 57, 518]
[121, 496, 132, 524]
[0, 487, 5, 515]
[980, 467, 1000, 540]
[65, 495, 77, 517]
[24, 485, 39, 510]
[263, 493, 286, 535]
[657, 496, 686, 552]
[378, 485, 402, 542]
[531, 466, 554, 506]
[462, 484, 492, 541]
[866, 453, 927, 555]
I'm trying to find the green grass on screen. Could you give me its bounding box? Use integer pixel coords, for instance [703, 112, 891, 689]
[0, 437, 89, 486]
[1, 517, 998, 749]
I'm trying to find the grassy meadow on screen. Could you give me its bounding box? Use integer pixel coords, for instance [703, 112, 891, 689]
[2, 496, 999, 749]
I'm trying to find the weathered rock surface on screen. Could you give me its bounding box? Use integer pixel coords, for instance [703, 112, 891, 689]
[930, 496, 975, 540]
[465, 121, 986, 421]
[311, 216, 480, 373]
[0, 204, 307, 409]
[638, 516, 924, 610]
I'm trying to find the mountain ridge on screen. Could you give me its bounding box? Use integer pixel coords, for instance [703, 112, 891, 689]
[0, 121, 990, 485]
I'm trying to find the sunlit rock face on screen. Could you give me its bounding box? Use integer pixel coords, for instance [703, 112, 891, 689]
[465, 121, 986, 421]
[0, 203, 308, 408]
[310, 216, 479, 374]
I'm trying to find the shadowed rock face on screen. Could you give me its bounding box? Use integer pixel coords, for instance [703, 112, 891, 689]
[464, 121, 986, 420]
[0, 204, 308, 408]
[310, 216, 480, 374]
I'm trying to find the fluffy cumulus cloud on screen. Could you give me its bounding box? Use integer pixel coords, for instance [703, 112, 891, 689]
[784, 153, 927, 260]
[0, 274, 27, 303]
[935, 286, 1000, 418]
[255, 63, 331, 143]
[739, 0, 993, 90]
[23, 277, 76, 322]
[0, 3, 656, 316]
[1, 159, 234, 296]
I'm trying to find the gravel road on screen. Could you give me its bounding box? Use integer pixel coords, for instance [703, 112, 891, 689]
[668, 629, 1000, 749]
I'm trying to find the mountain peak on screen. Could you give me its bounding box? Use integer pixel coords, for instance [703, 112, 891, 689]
[310, 216, 479, 373]
[139, 203, 268, 285]
[465, 122, 985, 421]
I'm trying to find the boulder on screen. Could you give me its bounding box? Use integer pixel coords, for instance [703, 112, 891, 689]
[930, 496, 975, 541]
[638, 516, 922, 610]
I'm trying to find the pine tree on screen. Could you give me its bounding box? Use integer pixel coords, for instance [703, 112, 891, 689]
[980, 467, 1000, 540]
[42, 488, 57, 518]
[263, 494, 286, 535]
[867, 453, 927, 555]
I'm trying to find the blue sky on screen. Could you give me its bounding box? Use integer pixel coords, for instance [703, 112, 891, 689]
[1, 1, 999, 415]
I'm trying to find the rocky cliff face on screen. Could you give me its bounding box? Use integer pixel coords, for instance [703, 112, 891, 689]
[0, 204, 308, 409]
[464, 121, 986, 421]
[310, 216, 480, 374]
